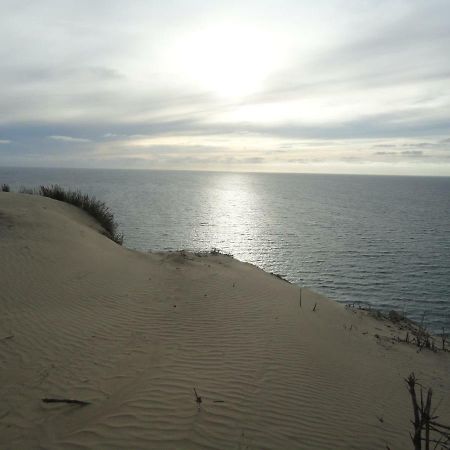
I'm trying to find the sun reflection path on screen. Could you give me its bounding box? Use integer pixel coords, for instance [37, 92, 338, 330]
[204, 173, 264, 260]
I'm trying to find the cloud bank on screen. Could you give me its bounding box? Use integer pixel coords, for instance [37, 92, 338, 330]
[1, 0, 449, 175]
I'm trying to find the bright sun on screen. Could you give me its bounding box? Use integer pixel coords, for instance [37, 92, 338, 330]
[174, 24, 282, 99]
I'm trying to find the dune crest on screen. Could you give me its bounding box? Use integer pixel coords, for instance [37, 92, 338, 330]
[0, 192, 449, 449]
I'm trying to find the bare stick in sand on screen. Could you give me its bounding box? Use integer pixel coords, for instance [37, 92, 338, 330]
[404, 373, 450, 450]
[42, 398, 90, 406]
[0, 335, 14, 341]
[193, 388, 202, 405]
[312, 302, 317, 312]
[299, 288, 302, 309]
[442, 327, 447, 351]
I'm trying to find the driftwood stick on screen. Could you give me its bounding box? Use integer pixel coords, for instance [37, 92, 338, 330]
[193, 388, 202, 404]
[42, 398, 90, 406]
[424, 388, 433, 450]
[406, 373, 422, 450]
[0, 335, 14, 341]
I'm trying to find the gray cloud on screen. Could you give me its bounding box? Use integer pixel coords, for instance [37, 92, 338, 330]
[401, 150, 425, 157]
[372, 144, 397, 149]
[48, 135, 91, 143]
[1, 0, 450, 174]
[375, 150, 425, 158]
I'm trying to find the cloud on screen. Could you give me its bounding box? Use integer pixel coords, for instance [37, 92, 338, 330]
[401, 150, 424, 156]
[374, 150, 424, 157]
[48, 135, 91, 143]
[372, 144, 397, 149]
[1, 1, 450, 174]
[402, 142, 436, 148]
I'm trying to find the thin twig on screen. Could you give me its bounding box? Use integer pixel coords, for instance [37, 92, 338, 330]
[0, 335, 14, 341]
[42, 398, 90, 406]
[193, 388, 202, 404]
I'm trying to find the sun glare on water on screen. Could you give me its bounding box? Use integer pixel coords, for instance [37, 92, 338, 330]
[173, 24, 283, 99]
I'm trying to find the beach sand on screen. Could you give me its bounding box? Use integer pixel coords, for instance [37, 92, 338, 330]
[0, 192, 449, 449]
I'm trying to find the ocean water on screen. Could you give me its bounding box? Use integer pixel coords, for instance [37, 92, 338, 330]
[1, 167, 449, 332]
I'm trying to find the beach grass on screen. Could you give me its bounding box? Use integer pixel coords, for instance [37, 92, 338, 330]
[38, 185, 123, 245]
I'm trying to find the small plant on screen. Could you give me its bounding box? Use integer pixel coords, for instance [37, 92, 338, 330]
[209, 247, 232, 256]
[405, 372, 450, 449]
[38, 185, 123, 245]
[1, 183, 10, 192]
[269, 272, 290, 283]
[441, 328, 448, 351]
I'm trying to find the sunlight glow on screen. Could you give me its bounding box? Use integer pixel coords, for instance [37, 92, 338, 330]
[173, 24, 285, 99]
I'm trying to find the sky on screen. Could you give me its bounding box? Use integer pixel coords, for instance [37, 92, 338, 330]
[1, 0, 450, 175]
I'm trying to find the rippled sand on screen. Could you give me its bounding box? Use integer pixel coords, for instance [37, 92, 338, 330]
[1, 192, 449, 449]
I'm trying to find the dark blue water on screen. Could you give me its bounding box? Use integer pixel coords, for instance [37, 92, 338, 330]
[1, 167, 449, 332]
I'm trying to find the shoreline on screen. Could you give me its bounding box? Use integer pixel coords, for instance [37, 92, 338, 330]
[1, 192, 449, 449]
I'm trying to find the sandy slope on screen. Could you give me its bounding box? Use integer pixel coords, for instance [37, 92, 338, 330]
[0, 192, 449, 450]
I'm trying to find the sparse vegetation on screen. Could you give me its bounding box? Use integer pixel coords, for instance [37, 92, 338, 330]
[269, 272, 290, 283]
[7, 184, 123, 244]
[441, 328, 448, 351]
[37, 185, 123, 244]
[405, 373, 450, 449]
[209, 247, 232, 256]
[346, 303, 449, 352]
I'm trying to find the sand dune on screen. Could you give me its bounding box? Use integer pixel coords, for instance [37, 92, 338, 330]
[0, 192, 449, 449]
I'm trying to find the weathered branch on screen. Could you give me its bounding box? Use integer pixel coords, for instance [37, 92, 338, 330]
[42, 398, 90, 406]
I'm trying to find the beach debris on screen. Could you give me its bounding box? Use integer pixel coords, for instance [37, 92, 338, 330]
[193, 388, 202, 405]
[388, 310, 404, 323]
[299, 288, 302, 309]
[312, 302, 317, 312]
[0, 335, 14, 341]
[42, 398, 90, 406]
[270, 272, 290, 283]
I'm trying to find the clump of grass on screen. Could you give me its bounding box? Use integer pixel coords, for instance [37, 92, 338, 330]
[209, 247, 233, 256]
[1, 183, 10, 192]
[38, 184, 123, 245]
[269, 272, 290, 283]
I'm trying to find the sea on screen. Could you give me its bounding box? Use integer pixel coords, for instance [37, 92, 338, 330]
[1, 167, 449, 333]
